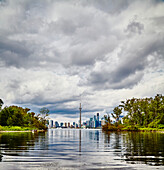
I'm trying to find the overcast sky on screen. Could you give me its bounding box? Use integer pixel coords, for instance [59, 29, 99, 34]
[0, 0, 164, 123]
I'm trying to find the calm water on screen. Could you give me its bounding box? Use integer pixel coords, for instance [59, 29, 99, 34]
[0, 129, 164, 170]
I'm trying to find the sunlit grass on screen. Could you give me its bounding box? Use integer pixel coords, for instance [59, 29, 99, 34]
[0, 125, 37, 131]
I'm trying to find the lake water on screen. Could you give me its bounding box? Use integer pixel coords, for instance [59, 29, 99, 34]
[0, 129, 164, 170]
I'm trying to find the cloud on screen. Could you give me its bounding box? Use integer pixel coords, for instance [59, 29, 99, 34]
[0, 0, 164, 122]
[125, 19, 144, 35]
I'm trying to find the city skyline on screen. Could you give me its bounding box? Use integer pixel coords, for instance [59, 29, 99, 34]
[0, 0, 164, 123]
[48, 112, 105, 128]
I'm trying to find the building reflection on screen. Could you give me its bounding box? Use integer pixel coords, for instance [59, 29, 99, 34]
[79, 129, 81, 153]
[78, 130, 100, 153]
[88, 130, 100, 142]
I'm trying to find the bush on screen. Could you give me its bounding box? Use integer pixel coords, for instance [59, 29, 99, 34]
[102, 123, 125, 131]
[148, 121, 160, 128]
[122, 125, 138, 131]
[157, 124, 164, 129]
[8, 126, 22, 131]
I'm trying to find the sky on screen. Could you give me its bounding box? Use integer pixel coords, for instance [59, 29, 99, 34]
[0, 0, 164, 123]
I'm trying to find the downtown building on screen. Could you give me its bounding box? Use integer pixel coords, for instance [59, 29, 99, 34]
[85, 113, 100, 128]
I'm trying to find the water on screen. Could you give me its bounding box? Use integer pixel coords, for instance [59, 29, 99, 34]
[0, 129, 164, 170]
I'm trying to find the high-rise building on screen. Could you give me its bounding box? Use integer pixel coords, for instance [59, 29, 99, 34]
[97, 113, 100, 127]
[55, 121, 59, 128]
[60, 122, 63, 127]
[86, 120, 90, 127]
[97, 113, 99, 122]
[50, 120, 53, 128]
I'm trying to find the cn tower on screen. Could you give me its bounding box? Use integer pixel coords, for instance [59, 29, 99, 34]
[79, 103, 82, 128]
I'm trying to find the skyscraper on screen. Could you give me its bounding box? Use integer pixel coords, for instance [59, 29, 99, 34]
[50, 120, 53, 128]
[60, 122, 63, 127]
[55, 121, 59, 128]
[97, 113, 99, 127]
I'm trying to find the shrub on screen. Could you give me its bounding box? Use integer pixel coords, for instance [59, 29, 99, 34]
[157, 124, 164, 129]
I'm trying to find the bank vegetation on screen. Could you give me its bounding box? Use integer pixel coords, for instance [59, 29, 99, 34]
[102, 94, 164, 132]
[0, 99, 49, 131]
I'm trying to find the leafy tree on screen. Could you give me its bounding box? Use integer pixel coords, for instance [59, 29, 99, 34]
[104, 114, 112, 124]
[0, 105, 48, 130]
[39, 107, 49, 127]
[103, 94, 164, 131]
[39, 107, 49, 117]
[111, 106, 122, 123]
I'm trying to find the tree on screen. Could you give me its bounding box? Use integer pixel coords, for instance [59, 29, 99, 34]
[111, 106, 122, 123]
[0, 105, 48, 130]
[39, 107, 49, 125]
[39, 107, 49, 116]
[117, 94, 164, 128]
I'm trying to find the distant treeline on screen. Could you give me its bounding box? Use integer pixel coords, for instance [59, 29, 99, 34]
[0, 99, 49, 130]
[103, 94, 164, 131]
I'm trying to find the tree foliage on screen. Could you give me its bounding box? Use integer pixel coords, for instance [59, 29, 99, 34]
[119, 94, 164, 128]
[111, 106, 122, 123]
[0, 103, 49, 130]
[103, 94, 164, 131]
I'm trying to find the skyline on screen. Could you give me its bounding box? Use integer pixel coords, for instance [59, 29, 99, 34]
[0, 0, 164, 123]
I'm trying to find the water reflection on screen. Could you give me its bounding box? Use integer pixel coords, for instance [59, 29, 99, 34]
[0, 132, 47, 159]
[122, 132, 164, 166]
[0, 130, 163, 169]
[79, 130, 81, 153]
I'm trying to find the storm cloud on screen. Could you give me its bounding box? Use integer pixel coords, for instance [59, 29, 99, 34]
[0, 0, 164, 122]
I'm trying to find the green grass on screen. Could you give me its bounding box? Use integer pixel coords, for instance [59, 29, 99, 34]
[138, 127, 164, 132]
[102, 124, 164, 132]
[0, 126, 38, 131]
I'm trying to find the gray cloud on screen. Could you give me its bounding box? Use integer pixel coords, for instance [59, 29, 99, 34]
[0, 37, 31, 67]
[80, 0, 130, 14]
[125, 20, 144, 35]
[0, 0, 164, 122]
[88, 34, 164, 90]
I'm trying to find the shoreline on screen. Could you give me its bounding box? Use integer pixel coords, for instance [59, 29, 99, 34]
[103, 129, 164, 133]
[0, 130, 46, 133]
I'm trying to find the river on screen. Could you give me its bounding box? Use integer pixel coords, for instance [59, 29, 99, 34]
[0, 129, 164, 169]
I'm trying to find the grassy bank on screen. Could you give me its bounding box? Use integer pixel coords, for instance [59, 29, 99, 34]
[138, 127, 164, 132]
[0, 126, 38, 132]
[102, 124, 164, 132]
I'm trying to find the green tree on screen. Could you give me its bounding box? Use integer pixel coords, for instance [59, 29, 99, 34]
[104, 114, 112, 124]
[119, 94, 164, 128]
[39, 107, 49, 125]
[0, 105, 48, 130]
[111, 106, 122, 124]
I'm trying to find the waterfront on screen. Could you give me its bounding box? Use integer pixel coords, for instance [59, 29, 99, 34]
[0, 129, 164, 170]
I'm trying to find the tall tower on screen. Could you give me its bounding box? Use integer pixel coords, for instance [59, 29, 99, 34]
[79, 103, 82, 128]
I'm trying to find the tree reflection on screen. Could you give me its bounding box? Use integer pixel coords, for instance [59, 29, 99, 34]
[104, 132, 110, 144]
[0, 132, 47, 161]
[122, 132, 164, 166]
